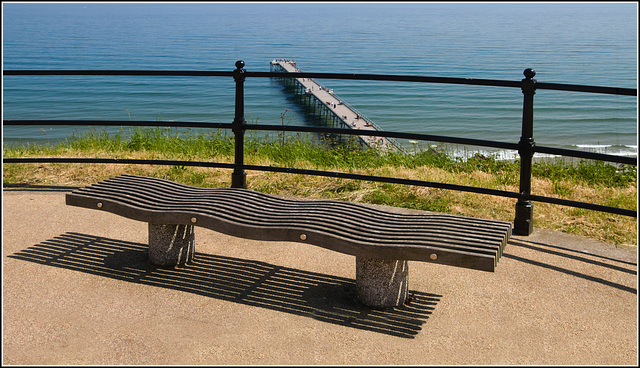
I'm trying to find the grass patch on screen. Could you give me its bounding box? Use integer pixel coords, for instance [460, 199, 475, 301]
[3, 126, 637, 247]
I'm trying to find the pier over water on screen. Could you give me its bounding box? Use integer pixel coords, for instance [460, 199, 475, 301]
[270, 59, 402, 152]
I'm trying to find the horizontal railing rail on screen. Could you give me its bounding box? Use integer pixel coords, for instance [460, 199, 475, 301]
[6, 69, 635, 95]
[2, 70, 234, 77]
[6, 155, 634, 218]
[4, 119, 632, 166]
[3, 61, 637, 235]
[2, 119, 233, 130]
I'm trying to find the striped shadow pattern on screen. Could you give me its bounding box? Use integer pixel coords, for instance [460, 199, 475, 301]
[9, 232, 441, 338]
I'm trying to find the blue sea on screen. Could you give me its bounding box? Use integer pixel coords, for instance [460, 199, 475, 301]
[2, 2, 638, 159]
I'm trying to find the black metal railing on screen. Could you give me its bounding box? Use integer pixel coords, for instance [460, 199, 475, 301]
[3, 60, 637, 235]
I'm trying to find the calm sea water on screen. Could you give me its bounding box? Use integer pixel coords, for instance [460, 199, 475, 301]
[2, 2, 638, 159]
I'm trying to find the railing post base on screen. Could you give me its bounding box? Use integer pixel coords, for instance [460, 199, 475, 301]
[231, 171, 247, 189]
[513, 200, 534, 235]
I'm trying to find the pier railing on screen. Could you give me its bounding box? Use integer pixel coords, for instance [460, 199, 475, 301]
[3, 60, 637, 235]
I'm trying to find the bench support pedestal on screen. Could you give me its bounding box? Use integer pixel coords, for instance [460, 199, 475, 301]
[148, 223, 195, 267]
[356, 257, 409, 308]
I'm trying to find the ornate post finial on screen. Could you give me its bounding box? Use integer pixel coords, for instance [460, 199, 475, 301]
[523, 68, 536, 79]
[521, 68, 537, 93]
[234, 60, 246, 83]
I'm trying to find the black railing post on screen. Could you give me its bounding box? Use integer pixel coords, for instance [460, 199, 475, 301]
[231, 60, 248, 188]
[514, 68, 537, 235]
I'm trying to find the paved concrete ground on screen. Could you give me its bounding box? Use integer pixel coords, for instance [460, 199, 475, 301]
[2, 189, 637, 365]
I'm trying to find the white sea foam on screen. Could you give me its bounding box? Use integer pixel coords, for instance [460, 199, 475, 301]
[576, 144, 613, 148]
[434, 143, 637, 163]
[571, 144, 637, 156]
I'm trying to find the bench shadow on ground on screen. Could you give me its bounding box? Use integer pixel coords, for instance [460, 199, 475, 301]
[8, 232, 441, 339]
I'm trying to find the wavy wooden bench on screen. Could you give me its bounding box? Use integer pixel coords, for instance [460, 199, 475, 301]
[66, 174, 511, 307]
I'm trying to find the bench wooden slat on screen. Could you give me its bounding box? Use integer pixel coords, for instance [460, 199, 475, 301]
[69, 187, 506, 258]
[71, 175, 504, 247]
[103, 175, 508, 229]
[66, 174, 511, 271]
[75, 186, 505, 249]
[125, 177, 509, 228]
[84, 175, 511, 244]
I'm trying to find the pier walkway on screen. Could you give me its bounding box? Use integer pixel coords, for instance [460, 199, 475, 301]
[270, 59, 401, 152]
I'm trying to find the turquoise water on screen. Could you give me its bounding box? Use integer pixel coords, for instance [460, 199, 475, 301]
[2, 2, 637, 158]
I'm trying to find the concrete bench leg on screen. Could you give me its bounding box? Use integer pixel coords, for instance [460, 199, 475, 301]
[356, 257, 409, 308]
[148, 223, 195, 267]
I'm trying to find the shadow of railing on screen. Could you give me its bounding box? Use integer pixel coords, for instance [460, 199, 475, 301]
[8, 232, 441, 338]
[3, 183, 81, 192]
[510, 240, 637, 272]
[505, 240, 637, 295]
